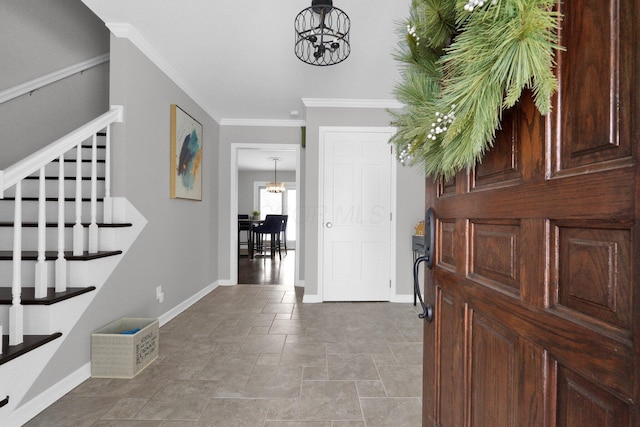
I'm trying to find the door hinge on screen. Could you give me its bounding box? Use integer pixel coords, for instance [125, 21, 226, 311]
[389, 279, 392, 288]
[390, 212, 392, 221]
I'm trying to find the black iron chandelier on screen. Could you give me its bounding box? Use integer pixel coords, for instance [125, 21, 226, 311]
[294, 0, 351, 66]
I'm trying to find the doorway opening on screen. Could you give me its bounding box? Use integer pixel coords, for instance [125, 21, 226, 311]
[230, 143, 301, 286]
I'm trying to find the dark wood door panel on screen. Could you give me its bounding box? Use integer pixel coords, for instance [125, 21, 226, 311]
[552, 0, 634, 172]
[433, 166, 634, 221]
[556, 365, 631, 427]
[468, 310, 519, 427]
[553, 221, 633, 331]
[433, 288, 462, 427]
[434, 269, 634, 402]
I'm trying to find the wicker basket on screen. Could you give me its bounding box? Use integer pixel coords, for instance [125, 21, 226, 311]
[91, 317, 159, 378]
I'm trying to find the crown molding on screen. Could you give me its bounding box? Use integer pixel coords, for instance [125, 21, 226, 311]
[302, 98, 404, 109]
[106, 22, 221, 123]
[219, 118, 306, 127]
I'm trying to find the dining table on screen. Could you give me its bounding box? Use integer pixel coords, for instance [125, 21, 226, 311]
[238, 218, 263, 259]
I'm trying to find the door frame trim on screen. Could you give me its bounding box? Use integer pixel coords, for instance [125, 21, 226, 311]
[229, 142, 301, 286]
[316, 126, 397, 301]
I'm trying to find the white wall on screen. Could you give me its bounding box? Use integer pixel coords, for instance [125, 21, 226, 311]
[0, 0, 110, 167]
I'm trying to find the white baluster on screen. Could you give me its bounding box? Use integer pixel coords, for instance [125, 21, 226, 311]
[73, 143, 84, 256]
[34, 167, 48, 298]
[10, 181, 23, 346]
[103, 125, 112, 224]
[89, 134, 98, 253]
[56, 153, 67, 292]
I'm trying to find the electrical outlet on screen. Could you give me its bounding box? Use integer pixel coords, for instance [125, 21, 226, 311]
[156, 286, 164, 303]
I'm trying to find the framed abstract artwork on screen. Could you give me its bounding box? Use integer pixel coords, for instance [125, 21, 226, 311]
[170, 104, 203, 200]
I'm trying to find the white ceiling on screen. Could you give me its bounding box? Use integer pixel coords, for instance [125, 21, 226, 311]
[81, 0, 410, 123]
[237, 148, 297, 172]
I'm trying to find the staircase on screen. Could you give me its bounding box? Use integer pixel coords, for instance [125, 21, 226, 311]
[0, 106, 146, 426]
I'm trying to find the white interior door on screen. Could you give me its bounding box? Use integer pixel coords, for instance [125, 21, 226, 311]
[320, 128, 394, 301]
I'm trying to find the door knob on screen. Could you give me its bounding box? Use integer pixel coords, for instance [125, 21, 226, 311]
[326, 222, 332, 228]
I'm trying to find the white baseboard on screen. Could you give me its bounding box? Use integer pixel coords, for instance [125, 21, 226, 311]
[158, 281, 219, 327]
[7, 363, 91, 427]
[302, 293, 322, 303]
[391, 294, 415, 304]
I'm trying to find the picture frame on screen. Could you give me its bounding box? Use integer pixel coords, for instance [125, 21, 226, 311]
[170, 104, 203, 200]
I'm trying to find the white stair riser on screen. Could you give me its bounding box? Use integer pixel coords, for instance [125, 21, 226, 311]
[0, 200, 104, 223]
[0, 257, 99, 287]
[20, 161, 106, 179]
[0, 225, 100, 251]
[0, 291, 94, 335]
[0, 226, 122, 285]
[1, 178, 106, 200]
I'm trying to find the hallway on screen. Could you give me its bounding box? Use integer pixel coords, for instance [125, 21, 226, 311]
[26, 283, 423, 426]
[238, 250, 296, 286]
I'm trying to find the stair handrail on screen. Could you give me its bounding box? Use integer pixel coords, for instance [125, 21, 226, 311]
[0, 105, 123, 198]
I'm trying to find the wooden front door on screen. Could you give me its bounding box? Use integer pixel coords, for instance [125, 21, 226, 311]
[422, 1, 639, 426]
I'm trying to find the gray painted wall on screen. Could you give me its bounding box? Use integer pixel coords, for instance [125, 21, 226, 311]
[26, 35, 220, 401]
[303, 107, 425, 299]
[0, 0, 110, 167]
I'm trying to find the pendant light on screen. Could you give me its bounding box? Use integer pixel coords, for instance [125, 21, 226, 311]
[294, 0, 350, 66]
[266, 157, 285, 193]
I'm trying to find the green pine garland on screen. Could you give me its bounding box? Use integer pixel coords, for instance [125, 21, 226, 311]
[390, 0, 563, 179]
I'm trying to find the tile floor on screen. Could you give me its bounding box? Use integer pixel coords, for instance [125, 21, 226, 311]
[26, 283, 424, 426]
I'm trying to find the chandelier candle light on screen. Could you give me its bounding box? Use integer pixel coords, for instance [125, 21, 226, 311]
[295, 0, 350, 66]
[266, 157, 285, 193]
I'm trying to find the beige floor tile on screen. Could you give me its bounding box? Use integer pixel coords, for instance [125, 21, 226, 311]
[360, 398, 422, 427]
[377, 365, 422, 398]
[280, 342, 327, 367]
[237, 333, 287, 354]
[25, 395, 119, 426]
[244, 364, 304, 398]
[30, 282, 424, 426]
[298, 381, 362, 421]
[196, 398, 269, 426]
[101, 397, 149, 419]
[198, 353, 258, 381]
[327, 354, 379, 381]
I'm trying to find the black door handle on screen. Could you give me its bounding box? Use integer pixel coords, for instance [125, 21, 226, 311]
[425, 207, 435, 269]
[413, 208, 435, 322]
[413, 255, 433, 322]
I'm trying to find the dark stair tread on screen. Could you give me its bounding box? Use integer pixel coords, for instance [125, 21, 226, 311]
[0, 250, 122, 261]
[0, 286, 96, 305]
[0, 333, 62, 366]
[0, 222, 132, 228]
[52, 158, 106, 163]
[24, 176, 105, 181]
[2, 197, 105, 202]
[0, 396, 8, 408]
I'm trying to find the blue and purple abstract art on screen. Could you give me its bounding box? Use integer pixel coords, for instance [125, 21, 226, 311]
[171, 105, 203, 200]
[178, 129, 201, 190]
